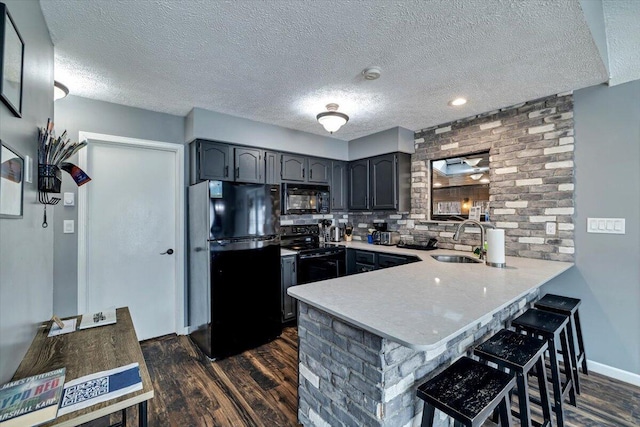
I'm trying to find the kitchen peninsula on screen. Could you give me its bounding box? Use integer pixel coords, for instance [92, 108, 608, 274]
[288, 244, 572, 427]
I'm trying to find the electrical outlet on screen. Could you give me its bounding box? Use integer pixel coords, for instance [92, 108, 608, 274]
[545, 222, 556, 235]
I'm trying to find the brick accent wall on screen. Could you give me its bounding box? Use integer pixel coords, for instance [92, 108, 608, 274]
[297, 290, 539, 427]
[349, 93, 575, 261]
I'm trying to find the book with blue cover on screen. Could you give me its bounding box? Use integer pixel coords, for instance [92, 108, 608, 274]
[57, 363, 142, 416]
[0, 368, 66, 427]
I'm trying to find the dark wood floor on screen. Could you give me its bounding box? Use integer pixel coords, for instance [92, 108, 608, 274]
[86, 327, 639, 427]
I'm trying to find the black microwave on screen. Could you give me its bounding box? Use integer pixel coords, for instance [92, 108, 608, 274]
[282, 183, 330, 215]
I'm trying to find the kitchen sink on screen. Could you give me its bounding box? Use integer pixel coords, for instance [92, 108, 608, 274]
[431, 255, 482, 264]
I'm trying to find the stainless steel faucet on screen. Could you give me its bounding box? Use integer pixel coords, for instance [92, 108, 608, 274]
[453, 219, 496, 260]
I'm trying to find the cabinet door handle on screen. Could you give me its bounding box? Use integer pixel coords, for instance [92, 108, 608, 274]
[302, 168, 305, 179]
[235, 167, 240, 179]
[225, 165, 229, 177]
[310, 170, 313, 179]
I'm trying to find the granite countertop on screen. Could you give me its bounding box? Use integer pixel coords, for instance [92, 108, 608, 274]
[288, 241, 573, 351]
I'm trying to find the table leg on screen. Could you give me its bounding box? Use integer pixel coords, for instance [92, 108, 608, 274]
[138, 401, 148, 427]
[122, 408, 127, 427]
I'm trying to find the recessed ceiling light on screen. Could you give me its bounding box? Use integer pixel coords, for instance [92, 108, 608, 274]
[449, 97, 467, 107]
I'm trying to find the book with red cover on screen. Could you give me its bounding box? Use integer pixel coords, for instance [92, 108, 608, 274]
[0, 368, 66, 427]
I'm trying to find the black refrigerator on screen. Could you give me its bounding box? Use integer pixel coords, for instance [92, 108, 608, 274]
[188, 180, 282, 359]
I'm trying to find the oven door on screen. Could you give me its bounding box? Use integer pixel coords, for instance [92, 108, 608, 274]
[298, 250, 346, 284]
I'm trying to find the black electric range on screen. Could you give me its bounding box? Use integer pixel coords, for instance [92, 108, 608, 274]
[280, 224, 346, 282]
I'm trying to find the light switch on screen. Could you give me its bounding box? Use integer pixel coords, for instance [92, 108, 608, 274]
[587, 218, 625, 234]
[63, 220, 74, 234]
[63, 192, 75, 206]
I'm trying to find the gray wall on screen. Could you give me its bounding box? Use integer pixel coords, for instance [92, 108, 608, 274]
[52, 96, 185, 316]
[186, 107, 349, 160]
[579, 0, 609, 76]
[0, 0, 54, 383]
[542, 80, 640, 374]
[348, 127, 414, 160]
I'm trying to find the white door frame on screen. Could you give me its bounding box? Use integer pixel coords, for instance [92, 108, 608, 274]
[77, 131, 186, 335]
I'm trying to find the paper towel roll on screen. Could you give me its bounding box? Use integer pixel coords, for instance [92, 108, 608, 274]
[486, 229, 506, 267]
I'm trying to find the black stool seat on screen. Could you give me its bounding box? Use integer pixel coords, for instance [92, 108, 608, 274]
[511, 309, 569, 336]
[535, 293, 588, 390]
[417, 357, 516, 427]
[475, 329, 553, 427]
[535, 294, 580, 315]
[511, 308, 576, 427]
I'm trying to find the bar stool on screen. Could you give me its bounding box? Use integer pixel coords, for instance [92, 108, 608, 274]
[474, 329, 553, 427]
[535, 294, 588, 395]
[511, 309, 576, 427]
[416, 357, 516, 427]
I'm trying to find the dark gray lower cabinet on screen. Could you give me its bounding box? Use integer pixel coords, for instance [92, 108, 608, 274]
[347, 249, 419, 274]
[281, 255, 297, 322]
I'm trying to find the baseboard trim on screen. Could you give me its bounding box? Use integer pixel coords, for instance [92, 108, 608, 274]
[588, 360, 640, 387]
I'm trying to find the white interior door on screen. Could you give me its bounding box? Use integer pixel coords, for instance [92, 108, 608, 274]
[78, 135, 184, 341]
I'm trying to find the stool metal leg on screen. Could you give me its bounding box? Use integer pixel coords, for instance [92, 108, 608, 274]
[565, 317, 581, 395]
[516, 373, 532, 427]
[499, 395, 514, 427]
[574, 311, 588, 375]
[559, 330, 577, 407]
[535, 357, 553, 427]
[121, 408, 127, 427]
[420, 404, 435, 427]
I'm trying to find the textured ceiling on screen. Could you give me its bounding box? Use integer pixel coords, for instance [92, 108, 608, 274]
[40, 0, 608, 141]
[603, 0, 640, 86]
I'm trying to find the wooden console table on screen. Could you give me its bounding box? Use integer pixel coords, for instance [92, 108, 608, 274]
[12, 307, 154, 427]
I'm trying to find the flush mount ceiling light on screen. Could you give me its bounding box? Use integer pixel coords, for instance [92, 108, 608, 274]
[470, 173, 483, 180]
[463, 158, 482, 167]
[317, 103, 349, 134]
[449, 97, 467, 107]
[54, 81, 69, 100]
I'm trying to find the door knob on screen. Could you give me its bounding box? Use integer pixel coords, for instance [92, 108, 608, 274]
[160, 249, 174, 255]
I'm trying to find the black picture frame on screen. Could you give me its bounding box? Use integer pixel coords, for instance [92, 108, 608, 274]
[0, 3, 24, 118]
[0, 140, 24, 218]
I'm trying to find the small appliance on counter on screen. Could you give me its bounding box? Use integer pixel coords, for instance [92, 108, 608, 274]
[329, 225, 342, 242]
[371, 223, 388, 244]
[379, 231, 400, 246]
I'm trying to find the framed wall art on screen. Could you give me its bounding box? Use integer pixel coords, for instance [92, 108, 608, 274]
[0, 2, 25, 118]
[0, 140, 24, 218]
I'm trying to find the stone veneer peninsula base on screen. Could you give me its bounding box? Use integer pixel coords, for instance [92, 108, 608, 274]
[296, 292, 537, 427]
[289, 245, 573, 427]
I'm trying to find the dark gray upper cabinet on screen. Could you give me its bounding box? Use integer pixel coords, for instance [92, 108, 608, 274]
[264, 151, 280, 185]
[281, 154, 306, 182]
[349, 159, 369, 210]
[234, 147, 264, 183]
[199, 141, 232, 181]
[331, 161, 348, 211]
[349, 153, 411, 211]
[370, 154, 397, 210]
[308, 158, 331, 184]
